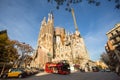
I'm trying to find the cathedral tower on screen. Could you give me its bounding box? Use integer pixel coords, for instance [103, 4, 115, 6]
[32, 11, 90, 70]
[35, 12, 54, 68]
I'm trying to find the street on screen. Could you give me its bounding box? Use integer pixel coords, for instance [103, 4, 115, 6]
[1, 71, 120, 80]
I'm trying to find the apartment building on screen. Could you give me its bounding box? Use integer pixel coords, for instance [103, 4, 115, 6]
[105, 23, 120, 75]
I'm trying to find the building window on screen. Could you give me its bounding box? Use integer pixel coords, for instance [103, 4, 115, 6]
[116, 30, 119, 34]
[61, 54, 63, 57]
[111, 33, 114, 36]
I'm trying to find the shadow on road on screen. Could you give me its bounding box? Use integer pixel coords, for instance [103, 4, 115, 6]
[1, 71, 120, 80]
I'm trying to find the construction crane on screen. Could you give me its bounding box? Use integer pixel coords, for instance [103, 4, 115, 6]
[71, 8, 81, 37]
[71, 8, 78, 31]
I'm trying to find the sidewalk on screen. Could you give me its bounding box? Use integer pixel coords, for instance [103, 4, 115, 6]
[35, 72, 50, 76]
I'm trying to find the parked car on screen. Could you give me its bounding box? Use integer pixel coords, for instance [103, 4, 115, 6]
[105, 69, 111, 72]
[1, 68, 27, 78]
[100, 69, 111, 72]
[100, 69, 105, 72]
[92, 67, 99, 72]
[30, 67, 39, 74]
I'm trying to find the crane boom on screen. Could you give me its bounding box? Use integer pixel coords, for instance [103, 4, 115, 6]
[71, 8, 78, 31]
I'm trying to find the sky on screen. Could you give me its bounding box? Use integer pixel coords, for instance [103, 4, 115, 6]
[0, 0, 120, 61]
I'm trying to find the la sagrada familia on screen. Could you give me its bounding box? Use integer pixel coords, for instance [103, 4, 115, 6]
[31, 12, 90, 70]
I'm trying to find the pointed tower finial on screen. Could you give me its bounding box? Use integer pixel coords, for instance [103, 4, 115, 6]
[41, 17, 46, 26]
[50, 10, 54, 20]
[48, 11, 54, 23]
[48, 13, 51, 22]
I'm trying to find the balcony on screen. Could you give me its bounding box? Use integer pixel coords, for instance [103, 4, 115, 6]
[113, 40, 120, 45]
[110, 32, 120, 40]
[118, 31, 120, 35]
[115, 44, 120, 50]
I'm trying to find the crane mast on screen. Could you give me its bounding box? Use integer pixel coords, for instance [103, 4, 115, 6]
[71, 8, 81, 37]
[71, 8, 78, 31]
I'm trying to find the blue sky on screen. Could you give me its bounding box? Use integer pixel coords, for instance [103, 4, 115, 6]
[0, 0, 120, 61]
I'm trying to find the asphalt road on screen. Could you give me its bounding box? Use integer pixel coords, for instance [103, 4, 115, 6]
[1, 71, 120, 80]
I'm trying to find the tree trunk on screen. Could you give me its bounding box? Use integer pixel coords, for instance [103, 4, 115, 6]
[0, 63, 5, 77]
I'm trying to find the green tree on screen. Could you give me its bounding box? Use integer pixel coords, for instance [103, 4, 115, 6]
[0, 30, 19, 77]
[12, 40, 34, 68]
[0, 30, 19, 63]
[100, 52, 110, 67]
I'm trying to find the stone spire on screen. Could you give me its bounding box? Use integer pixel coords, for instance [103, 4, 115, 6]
[50, 11, 54, 20]
[48, 13, 51, 22]
[41, 17, 46, 26]
[47, 12, 54, 23]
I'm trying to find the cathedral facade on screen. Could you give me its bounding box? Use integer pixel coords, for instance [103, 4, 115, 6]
[33, 12, 90, 69]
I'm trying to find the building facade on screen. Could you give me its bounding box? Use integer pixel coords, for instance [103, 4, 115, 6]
[105, 23, 120, 75]
[33, 12, 90, 70]
[32, 13, 54, 68]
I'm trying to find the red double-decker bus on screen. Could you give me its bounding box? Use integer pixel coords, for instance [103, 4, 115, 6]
[45, 60, 70, 75]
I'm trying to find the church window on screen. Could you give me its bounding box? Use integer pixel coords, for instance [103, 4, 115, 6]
[111, 33, 114, 36]
[116, 30, 119, 34]
[61, 54, 63, 57]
